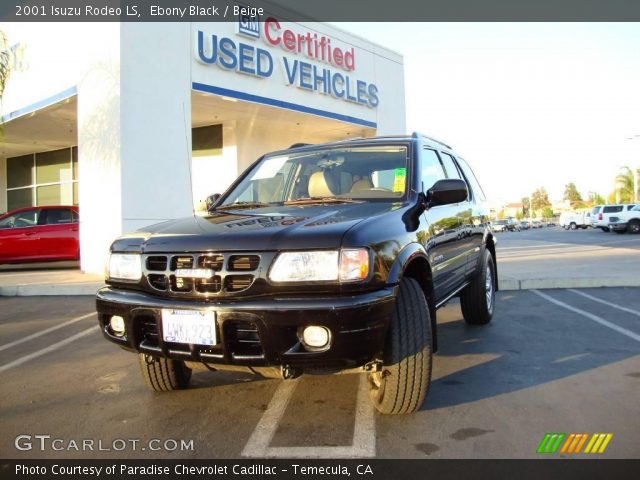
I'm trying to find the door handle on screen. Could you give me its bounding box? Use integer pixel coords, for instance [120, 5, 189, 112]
[25, 232, 37, 236]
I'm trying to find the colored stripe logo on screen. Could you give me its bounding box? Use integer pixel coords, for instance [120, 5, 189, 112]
[537, 433, 613, 454]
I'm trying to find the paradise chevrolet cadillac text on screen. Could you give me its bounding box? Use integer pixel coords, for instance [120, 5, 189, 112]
[97, 133, 497, 414]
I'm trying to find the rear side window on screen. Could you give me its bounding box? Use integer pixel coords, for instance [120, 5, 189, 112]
[41, 208, 77, 225]
[438, 152, 462, 180]
[603, 206, 623, 213]
[421, 149, 446, 191]
[456, 157, 487, 202]
[626, 205, 637, 210]
[592, 206, 601, 214]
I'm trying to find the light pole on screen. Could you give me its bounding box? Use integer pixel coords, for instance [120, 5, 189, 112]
[627, 135, 640, 204]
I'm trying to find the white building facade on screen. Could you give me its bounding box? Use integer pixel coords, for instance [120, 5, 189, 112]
[0, 19, 406, 273]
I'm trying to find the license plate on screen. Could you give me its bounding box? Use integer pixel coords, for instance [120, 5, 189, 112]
[161, 309, 216, 346]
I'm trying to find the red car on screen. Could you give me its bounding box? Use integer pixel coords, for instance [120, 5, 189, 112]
[0, 206, 80, 264]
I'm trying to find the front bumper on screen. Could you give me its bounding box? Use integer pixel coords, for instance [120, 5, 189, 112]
[96, 287, 396, 371]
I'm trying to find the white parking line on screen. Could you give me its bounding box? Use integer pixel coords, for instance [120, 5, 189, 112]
[568, 289, 640, 317]
[0, 312, 95, 353]
[242, 375, 376, 458]
[0, 326, 99, 374]
[531, 290, 640, 342]
[241, 378, 300, 457]
[498, 243, 571, 251]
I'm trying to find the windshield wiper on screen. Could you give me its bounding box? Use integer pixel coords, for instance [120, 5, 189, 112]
[215, 201, 278, 211]
[283, 197, 363, 206]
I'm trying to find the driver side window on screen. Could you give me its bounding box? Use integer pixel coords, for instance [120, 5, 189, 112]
[0, 210, 40, 229]
[421, 149, 446, 191]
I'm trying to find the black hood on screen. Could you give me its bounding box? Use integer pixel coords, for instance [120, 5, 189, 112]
[111, 203, 406, 253]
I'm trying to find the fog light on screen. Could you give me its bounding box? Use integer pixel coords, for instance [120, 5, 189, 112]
[110, 315, 125, 336]
[302, 326, 330, 349]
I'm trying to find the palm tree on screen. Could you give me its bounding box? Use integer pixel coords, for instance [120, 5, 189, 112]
[615, 166, 640, 204]
[0, 30, 10, 102]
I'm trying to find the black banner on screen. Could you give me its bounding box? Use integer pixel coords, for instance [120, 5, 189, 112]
[1, 459, 639, 480]
[2, 0, 640, 22]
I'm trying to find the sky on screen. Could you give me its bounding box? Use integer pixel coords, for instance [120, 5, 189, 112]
[337, 22, 640, 205]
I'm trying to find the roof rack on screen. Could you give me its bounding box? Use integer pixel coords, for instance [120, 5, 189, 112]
[411, 132, 452, 150]
[288, 143, 312, 149]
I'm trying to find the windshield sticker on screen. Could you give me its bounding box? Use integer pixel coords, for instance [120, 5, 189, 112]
[393, 168, 406, 193]
[252, 156, 289, 180]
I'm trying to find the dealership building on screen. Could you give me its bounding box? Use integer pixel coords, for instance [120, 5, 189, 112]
[0, 19, 406, 273]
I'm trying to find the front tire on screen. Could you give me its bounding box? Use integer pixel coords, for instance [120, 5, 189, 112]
[369, 277, 432, 415]
[628, 220, 640, 234]
[460, 249, 496, 325]
[139, 354, 192, 392]
[570, 222, 577, 230]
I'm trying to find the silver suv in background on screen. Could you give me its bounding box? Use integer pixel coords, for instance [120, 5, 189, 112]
[591, 204, 637, 231]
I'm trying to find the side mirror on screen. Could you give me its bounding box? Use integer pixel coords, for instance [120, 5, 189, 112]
[426, 179, 468, 208]
[205, 193, 221, 210]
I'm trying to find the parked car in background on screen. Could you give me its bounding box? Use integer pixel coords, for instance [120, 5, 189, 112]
[592, 204, 637, 231]
[608, 205, 640, 234]
[506, 218, 521, 232]
[520, 220, 530, 230]
[532, 220, 542, 228]
[491, 220, 508, 232]
[0, 206, 79, 264]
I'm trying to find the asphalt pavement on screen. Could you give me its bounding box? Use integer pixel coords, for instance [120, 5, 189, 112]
[496, 226, 640, 289]
[1, 288, 638, 459]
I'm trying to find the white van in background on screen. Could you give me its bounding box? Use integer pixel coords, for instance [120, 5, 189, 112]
[559, 211, 592, 230]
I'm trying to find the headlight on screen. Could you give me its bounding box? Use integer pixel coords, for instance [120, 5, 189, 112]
[108, 253, 142, 281]
[269, 249, 369, 283]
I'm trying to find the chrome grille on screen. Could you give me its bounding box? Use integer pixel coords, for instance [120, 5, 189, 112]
[142, 253, 261, 296]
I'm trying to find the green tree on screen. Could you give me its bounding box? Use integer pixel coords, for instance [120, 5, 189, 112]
[542, 207, 554, 220]
[588, 192, 606, 205]
[531, 187, 551, 212]
[615, 167, 640, 204]
[563, 182, 583, 204]
[515, 210, 524, 220]
[520, 196, 530, 216]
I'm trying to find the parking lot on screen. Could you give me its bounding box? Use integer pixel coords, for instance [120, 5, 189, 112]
[495, 226, 640, 289]
[1, 285, 638, 459]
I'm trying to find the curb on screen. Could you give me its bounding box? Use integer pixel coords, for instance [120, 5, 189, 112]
[499, 277, 640, 291]
[0, 283, 104, 296]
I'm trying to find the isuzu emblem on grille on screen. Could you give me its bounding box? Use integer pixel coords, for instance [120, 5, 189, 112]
[174, 268, 214, 279]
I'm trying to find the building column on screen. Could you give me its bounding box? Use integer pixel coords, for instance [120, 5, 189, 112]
[76, 24, 122, 274]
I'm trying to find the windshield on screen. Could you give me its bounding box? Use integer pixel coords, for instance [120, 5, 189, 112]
[219, 145, 409, 207]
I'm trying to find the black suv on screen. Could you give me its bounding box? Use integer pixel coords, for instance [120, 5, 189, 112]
[97, 133, 497, 414]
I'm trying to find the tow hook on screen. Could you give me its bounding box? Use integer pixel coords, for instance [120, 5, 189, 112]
[281, 365, 300, 380]
[363, 360, 383, 372]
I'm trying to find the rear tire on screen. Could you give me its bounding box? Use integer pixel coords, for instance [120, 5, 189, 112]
[628, 220, 640, 234]
[570, 222, 577, 230]
[369, 277, 432, 415]
[614, 229, 625, 234]
[602, 227, 610, 232]
[139, 354, 192, 392]
[460, 249, 496, 325]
